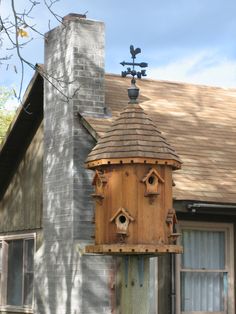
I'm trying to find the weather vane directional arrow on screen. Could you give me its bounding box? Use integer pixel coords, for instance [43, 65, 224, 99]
[120, 45, 148, 80]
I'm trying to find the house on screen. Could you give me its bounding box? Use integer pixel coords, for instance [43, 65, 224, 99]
[0, 13, 236, 314]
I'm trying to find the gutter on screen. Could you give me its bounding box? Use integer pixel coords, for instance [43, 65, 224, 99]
[187, 203, 236, 215]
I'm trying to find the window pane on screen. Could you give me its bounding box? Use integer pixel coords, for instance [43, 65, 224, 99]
[23, 239, 34, 305]
[7, 240, 23, 306]
[181, 272, 224, 311]
[24, 239, 34, 272]
[182, 230, 225, 269]
[24, 273, 33, 305]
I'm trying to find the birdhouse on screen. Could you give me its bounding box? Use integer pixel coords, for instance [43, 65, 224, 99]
[142, 168, 164, 197]
[110, 207, 135, 242]
[91, 170, 107, 203]
[84, 100, 183, 255]
[85, 48, 182, 255]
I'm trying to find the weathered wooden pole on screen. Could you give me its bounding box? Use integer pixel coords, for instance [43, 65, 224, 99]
[117, 256, 151, 313]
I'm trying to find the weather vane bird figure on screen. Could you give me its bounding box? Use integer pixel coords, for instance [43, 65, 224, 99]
[130, 45, 141, 59]
[120, 45, 148, 103]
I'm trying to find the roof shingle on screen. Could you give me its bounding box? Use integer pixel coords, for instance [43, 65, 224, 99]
[86, 103, 181, 168]
[85, 75, 236, 203]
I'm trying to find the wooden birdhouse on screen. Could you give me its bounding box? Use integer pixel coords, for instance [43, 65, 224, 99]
[91, 170, 107, 202]
[85, 76, 183, 255]
[110, 207, 134, 242]
[142, 168, 164, 196]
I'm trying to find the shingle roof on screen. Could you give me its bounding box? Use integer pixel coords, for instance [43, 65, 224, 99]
[1, 70, 236, 204]
[86, 103, 181, 168]
[84, 74, 236, 203]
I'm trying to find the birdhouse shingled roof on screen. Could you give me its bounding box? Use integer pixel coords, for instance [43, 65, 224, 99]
[86, 103, 181, 168]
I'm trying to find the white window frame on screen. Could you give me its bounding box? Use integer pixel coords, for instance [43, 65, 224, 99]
[176, 221, 234, 314]
[0, 233, 35, 313]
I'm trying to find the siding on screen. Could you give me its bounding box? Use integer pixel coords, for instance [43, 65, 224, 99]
[0, 123, 43, 232]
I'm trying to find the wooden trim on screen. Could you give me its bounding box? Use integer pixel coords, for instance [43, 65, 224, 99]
[80, 116, 100, 141]
[86, 157, 181, 169]
[109, 208, 135, 223]
[141, 168, 165, 183]
[85, 244, 183, 255]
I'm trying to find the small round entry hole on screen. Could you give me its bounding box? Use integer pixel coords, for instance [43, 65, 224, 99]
[119, 215, 127, 224]
[148, 176, 156, 185]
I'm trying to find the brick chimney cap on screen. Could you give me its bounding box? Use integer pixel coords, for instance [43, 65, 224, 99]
[63, 13, 87, 21]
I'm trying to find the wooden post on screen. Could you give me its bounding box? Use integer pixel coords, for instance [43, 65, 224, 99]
[116, 256, 155, 314]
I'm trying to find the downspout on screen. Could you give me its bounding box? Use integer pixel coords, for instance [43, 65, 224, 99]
[170, 254, 176, 314]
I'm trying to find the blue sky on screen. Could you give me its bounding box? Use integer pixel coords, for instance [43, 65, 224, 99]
[1, 0, 236, 107]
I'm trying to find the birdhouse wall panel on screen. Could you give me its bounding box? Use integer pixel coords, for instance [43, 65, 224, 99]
[158, 167, 167, 243]
[95, 169, 110, 244]
[95, 164, 168, 244]
[104, 167, 123, 243]
[95, 199, 105, 244]
[121, 165, 139, 242]
[90, 163, 181, 253]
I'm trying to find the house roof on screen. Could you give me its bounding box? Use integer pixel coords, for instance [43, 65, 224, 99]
[85, 74, 236, 204]
[1, 71, 236, 204]
[86, 103, 181, 168]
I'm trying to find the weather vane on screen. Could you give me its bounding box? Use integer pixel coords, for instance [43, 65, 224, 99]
[120, 45, 148, 81]
[120, 45, 148, 103]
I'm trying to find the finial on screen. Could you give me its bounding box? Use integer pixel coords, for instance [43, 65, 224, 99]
[120, 45, 148, 104]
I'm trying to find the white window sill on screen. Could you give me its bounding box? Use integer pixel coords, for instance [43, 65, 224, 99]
[0, 306, 33, 313]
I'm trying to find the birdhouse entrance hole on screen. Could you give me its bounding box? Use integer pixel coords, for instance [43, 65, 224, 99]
[119, 215, 127, 224]
[148, 175, 156, 185]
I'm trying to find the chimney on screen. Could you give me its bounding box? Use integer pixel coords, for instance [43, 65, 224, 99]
[35, 15, 113, 314]
[44, 13, 105, 117]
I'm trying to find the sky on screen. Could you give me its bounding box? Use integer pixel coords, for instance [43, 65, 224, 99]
[1, 0, 236, 108]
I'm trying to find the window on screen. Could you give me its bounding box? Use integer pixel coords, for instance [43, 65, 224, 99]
[0, 234, 35, 310]
[176, 222, 234, 314]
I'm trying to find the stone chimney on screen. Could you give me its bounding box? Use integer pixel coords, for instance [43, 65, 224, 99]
[35, 15, 114, 314]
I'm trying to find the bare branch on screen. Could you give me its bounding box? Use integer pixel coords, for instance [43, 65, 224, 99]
[44, 0, 64, 25]
[0, 0, 81, 111]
